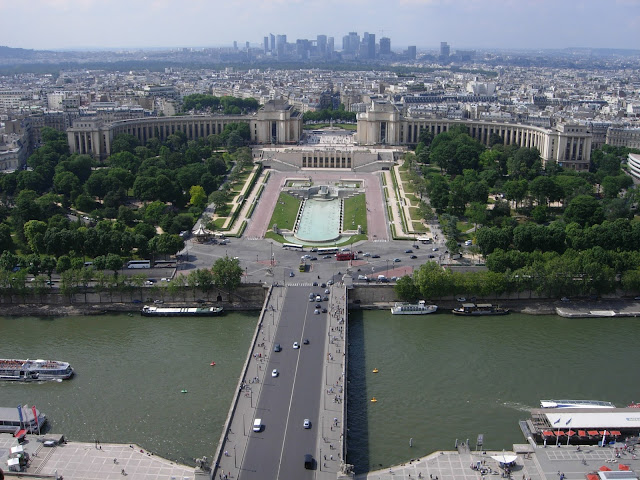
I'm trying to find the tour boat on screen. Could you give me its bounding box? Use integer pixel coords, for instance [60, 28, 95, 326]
[141, 305, 223, 317]
[390, 300, 438, 315]
[0, 359, 74, 381]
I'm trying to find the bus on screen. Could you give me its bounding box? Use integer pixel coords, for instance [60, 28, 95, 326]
[283, 243, 304, 251]
[336, 252, 356, 261]
[299, 262, 306, 272]
[127, 260, 151, 269]
[317, 247, 339, 255]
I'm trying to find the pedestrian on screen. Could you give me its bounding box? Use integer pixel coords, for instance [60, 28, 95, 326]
[114, 458, 117, 464]
[121, 469, 125, 475]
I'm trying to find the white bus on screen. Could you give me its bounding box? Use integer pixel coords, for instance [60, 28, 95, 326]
[317, 247, 339, 255]
[282, 243, 304, 251]
[127, 260, 151, 269]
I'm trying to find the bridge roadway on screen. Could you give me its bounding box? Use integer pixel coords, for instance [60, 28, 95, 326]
[212, 283, 349, 479]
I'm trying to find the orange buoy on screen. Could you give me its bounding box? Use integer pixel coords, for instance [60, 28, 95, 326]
[210, 362, 216, 366]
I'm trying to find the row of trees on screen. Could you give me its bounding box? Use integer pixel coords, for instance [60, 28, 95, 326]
[0, 256, 244, 301]
[182, 94, 259, 115]
[396, 260, 640, 301]
[302, 105, 356, 123]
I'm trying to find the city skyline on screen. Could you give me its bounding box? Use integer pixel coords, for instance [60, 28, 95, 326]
[1, 0, 639, 51]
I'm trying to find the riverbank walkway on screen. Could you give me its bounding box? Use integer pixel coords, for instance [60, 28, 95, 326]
[358, 441, 640, 480]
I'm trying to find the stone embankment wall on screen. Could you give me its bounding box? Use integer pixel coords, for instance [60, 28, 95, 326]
[0, 284, 268, 316]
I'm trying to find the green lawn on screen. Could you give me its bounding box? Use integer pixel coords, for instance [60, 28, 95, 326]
[268, 193, 301, 231]
[411, 222, 428, 233]
[457, 221, 472, 233]
[343, 194, 367, 233]
[408, 206, 424, 221]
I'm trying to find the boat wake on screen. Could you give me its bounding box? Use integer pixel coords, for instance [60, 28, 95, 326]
[501, 401, 536, 412]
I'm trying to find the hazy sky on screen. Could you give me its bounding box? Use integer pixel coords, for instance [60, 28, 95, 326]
[2, 0, 639, 51]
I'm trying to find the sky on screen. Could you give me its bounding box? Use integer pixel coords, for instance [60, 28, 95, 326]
[1, 0, 639, 51]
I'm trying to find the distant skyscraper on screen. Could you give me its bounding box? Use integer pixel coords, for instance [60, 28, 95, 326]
[264, 36, 269, 53]
[367, 33, 375, 59]
[348, 32, 359, 53]
[269, 33, 275, 52]
[276, 34, 287, 56]
[327, 37, 334, 55]
[407, 45, 417, 60]
[380, 37, 391, 55]
[233, 41, 237, 50]
[317, 35, 327, 56]
[440, 41, 450, 58]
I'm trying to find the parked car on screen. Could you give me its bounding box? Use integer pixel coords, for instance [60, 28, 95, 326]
[371, 254, 380, 258]
[410, 255, 417, 259]
[272, 369, 279, 377]
[303, 418, 311, 429]
[393, 258, 401, 262]
[293, 342, 300, 349]
[405, 249, 413, 253]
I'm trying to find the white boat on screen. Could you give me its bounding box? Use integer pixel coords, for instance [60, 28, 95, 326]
[0, 359, 73, 380]
[540, 399, 616, 409]
[391, 300, 438, 315]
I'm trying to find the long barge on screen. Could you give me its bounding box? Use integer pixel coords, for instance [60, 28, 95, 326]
[141, 305, 224, 317]
[0, 359, 74, 381]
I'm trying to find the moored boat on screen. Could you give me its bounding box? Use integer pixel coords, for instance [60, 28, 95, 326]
[452, 303, 509, 316]
[0, 359, 73, 381]
[0, 406, 46, 434]
[141, 305, 224, 317]
[390, 300, 438, 315]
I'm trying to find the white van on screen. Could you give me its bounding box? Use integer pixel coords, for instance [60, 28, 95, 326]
[253, 418, 262, 432]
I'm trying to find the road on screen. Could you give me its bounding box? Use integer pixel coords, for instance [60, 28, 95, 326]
[240, 285, 327, 479]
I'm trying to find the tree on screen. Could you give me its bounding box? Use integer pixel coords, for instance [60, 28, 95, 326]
[23, 220, 48, 254]
[0, 223, 14, 252]
[211, 256, 243, 300]
[110, 134, 141, 154]
[465, 202, 488, 229]
[564, 195, 604, 226]
[105, 253, 123, 283]
[56, 255, 72, 274]
[394, 275, 420, 301]
[189, 185, 208, 209]
[209, 190, 228, 211]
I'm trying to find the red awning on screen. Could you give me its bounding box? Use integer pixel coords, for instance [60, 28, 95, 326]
[600, 466, 612, 471]
[599, 430, 610, 436]
[578, 430, 587, 437]
[587, 475, 600, 480]
[13, 429, 26, 438]
[542, 431, 554, 436]
[619, 464, 630, 471]
[588, 430, 599, 436]
[555, 431, 566, 436]
[567, 430, 577, 436]
[610, 431, 622, 436]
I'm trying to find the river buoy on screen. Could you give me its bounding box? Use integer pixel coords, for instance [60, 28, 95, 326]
[371, 397, 377, 403]
[372, 368, 379, 373]
[181, 389, 188, 393]
[210, 362, 216, 366]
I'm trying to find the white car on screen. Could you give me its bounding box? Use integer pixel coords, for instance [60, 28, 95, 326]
[293, 342, 300, 349]
[271, 369, 279, 377]
[303, 419, 311, 429]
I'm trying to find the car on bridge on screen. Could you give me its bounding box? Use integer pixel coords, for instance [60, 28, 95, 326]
[293, 342, 300, 349]
[303, 419, 311, 429]
[274, 343, 282, 352]
[272, 369, 279, 377]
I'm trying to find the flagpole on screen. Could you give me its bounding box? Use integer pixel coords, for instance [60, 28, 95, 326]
[555, 418, 561, 447]
[566, 419, 571, 446]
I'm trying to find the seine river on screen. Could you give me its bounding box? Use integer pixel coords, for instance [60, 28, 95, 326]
[1, 311, 639, 473]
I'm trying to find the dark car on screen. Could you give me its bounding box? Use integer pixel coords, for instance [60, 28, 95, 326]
[304, 454, 314, 470]
[312, 281, 318, 286]
[316, 304, 322, 308]
[410, 255, 417, 259]
[320, 283, 326, 288]
[405, 249, 413, 253]
[323, 255, 332, 259]
[274, 343, 282, 352]
[322, 307, 328, 313]
[310, 257, 318, 261]
[371, 254, 380, 258]
[428, 254, 435, 258]
[357, 250, 363, 254]
[303, 338, 309, 345]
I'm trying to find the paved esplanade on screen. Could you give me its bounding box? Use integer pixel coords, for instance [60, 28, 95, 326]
[212, 283, 350, 479]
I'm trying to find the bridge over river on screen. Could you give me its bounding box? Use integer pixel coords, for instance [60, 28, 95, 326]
[209, 283, 353, 479]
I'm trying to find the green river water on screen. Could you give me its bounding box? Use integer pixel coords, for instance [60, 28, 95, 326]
[1, 311, 639, 473]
